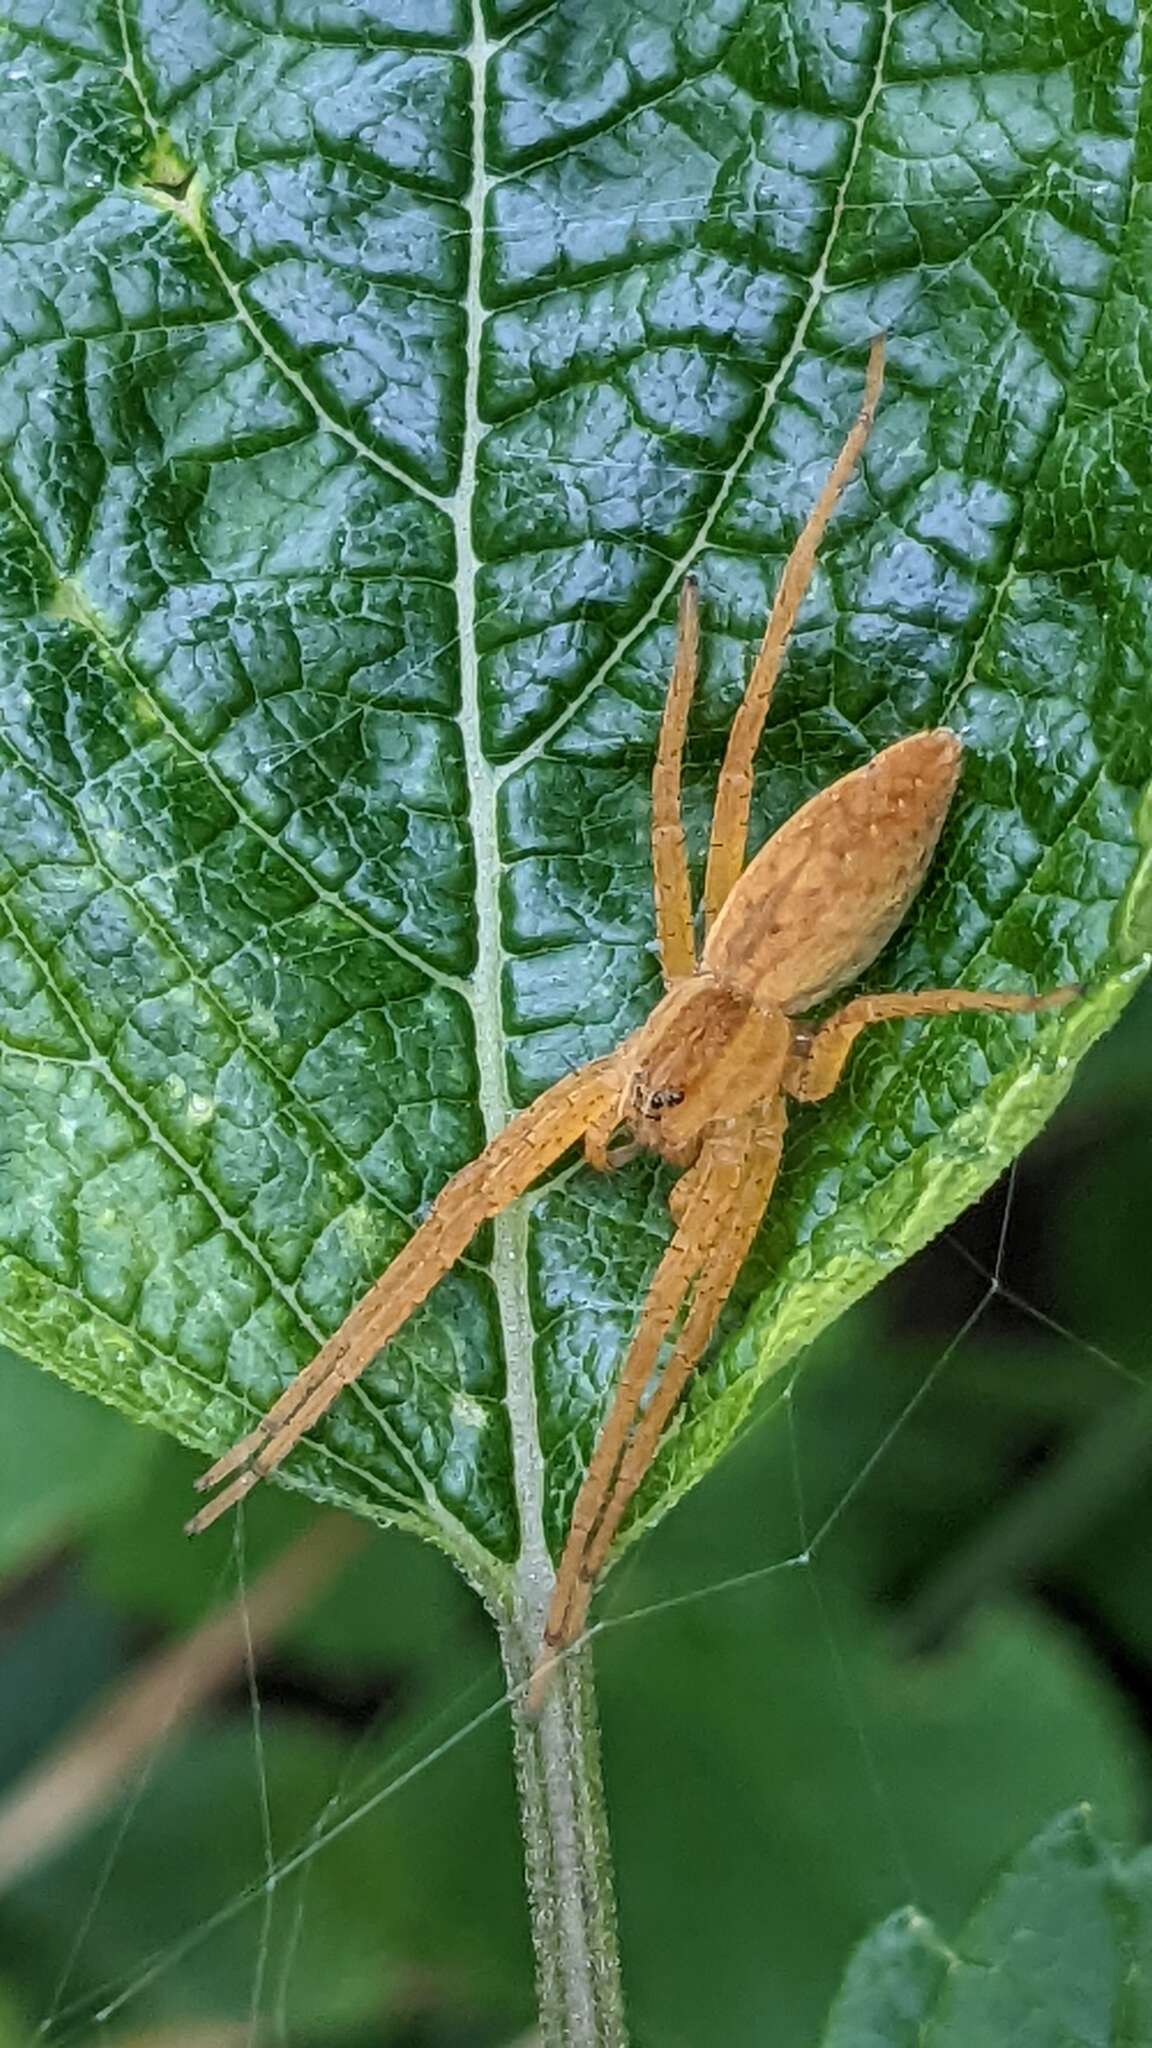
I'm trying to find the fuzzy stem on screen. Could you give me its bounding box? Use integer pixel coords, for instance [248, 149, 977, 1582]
[499, 1612, 627, 2046]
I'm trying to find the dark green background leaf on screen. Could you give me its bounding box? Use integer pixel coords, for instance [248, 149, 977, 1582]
[1, 0, 1149, 1595]
[0, 1339, 1146, 2047]
[818, 1809, 1152, 2047]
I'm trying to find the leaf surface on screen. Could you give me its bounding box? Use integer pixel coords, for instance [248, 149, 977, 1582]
[818, 1809, 1152, 2047]
[0, 0, 1149, 1594]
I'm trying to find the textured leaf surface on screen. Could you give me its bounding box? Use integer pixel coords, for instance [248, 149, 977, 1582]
[0, 0, 1149, 1595]
[818, 1809, 1152, 2047]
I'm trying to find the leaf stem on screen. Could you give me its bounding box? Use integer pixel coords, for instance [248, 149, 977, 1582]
[499, 1606, 627, 2047]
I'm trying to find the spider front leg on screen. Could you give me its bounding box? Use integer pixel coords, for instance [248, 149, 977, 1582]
[703, 332, 886, 931]
[786, 984, 1081, 1104]
[188, 1057, 621, 1532]
[651, 575, 701, 988]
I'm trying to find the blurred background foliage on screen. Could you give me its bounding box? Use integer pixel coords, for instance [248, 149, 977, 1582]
[0, 977, 1148, 2048]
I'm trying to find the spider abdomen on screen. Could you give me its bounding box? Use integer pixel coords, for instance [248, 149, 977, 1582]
[704, 729, 962, 1013]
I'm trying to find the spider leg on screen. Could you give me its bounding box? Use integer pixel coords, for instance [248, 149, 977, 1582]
[651, 576, 700, 987]
[702, 333, 885, 932]
[534, 1105, 784, 1693]
[188, 1057, 621, 1533]
[583, 1083, 629, 1172]
[568, 1100, 786, 1638]
[786, 984, 1080, 1105]
[536, 1135, 741, 1674]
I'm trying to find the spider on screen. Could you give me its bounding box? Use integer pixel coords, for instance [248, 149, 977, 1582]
[188, 334, 1078, 1700]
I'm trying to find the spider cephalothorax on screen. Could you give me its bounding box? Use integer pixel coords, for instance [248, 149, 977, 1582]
[187, 335, 1078, 1701]
[610, 977, 790, 1163]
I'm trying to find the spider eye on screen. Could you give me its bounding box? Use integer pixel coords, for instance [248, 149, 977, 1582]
[648, 1086, 685, 1113]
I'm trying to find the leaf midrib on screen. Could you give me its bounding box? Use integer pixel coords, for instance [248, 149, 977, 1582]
[456, 7, 553, 1618]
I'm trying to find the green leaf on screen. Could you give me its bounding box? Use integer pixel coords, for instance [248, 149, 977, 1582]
[818, 1809, 1152, 2047]
[0, 0, 1149, 1596]
[0, 1346, 154, 1576]
[817, 1911, 950, 2048]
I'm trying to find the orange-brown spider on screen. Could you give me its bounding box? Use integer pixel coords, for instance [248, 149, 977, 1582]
[189, 334, 1078, 1699]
